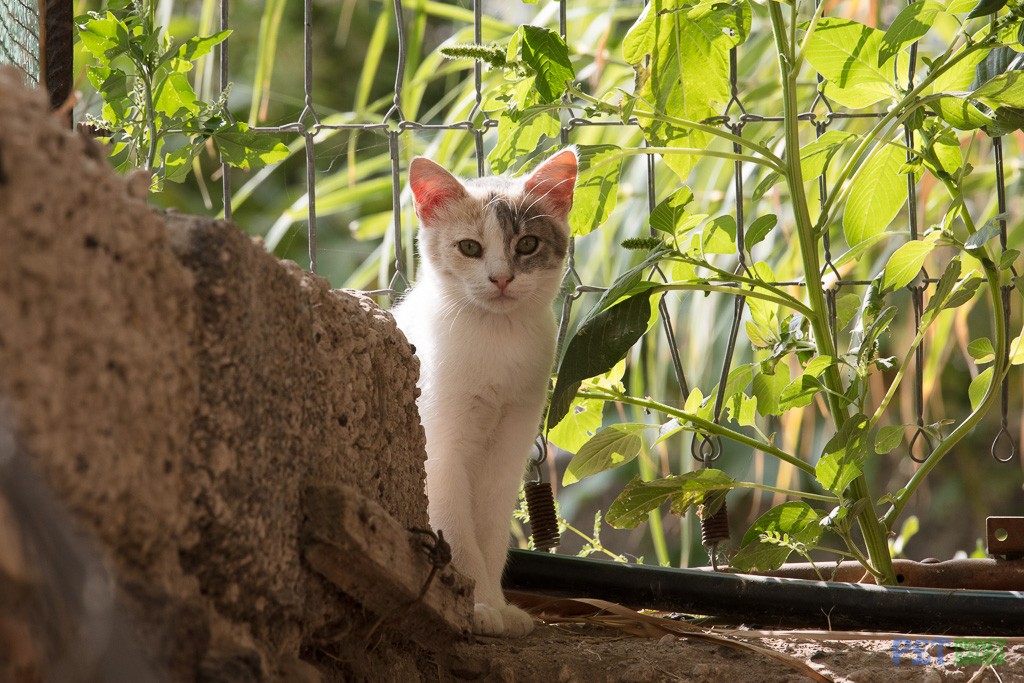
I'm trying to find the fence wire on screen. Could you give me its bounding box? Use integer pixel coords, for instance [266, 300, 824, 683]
[0, 0, 41, 86]
[221, 1, 1016, 465]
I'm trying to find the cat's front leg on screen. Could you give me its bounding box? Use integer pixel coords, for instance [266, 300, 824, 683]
[422, 405, 513, 636]
[470, 403, 546, 637]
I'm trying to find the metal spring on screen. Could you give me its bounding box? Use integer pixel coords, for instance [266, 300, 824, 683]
[524, 481, 560, 551]
[700, 494, 730, 548]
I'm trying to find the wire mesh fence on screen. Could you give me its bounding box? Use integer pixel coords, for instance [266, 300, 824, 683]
[210, 0, 1019, 471]
[0, 0, 41, 86]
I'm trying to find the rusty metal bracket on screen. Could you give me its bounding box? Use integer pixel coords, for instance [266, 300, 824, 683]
[987, 516, 1024, 560]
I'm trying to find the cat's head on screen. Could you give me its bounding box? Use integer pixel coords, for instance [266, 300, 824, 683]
[408, 149, 577, 314]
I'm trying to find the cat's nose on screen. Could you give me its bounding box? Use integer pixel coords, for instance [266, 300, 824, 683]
[489, 274, 514, 292]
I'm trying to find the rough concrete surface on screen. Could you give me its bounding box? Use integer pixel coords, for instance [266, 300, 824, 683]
[0, 67, 454, 681]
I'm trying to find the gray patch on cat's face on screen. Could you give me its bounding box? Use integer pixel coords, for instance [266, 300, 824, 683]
[417, 176, 570, 313]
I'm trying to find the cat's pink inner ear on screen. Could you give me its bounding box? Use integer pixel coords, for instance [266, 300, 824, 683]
[409, 158, 467, 224]
[524, 149, 578, 222]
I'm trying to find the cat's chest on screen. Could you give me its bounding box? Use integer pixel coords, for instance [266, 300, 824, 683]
[424, 313, 555, 395]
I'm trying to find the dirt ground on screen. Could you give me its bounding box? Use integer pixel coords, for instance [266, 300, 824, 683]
[445, 621, 1024, 683]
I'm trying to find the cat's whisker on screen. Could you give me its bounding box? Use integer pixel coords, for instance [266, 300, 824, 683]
[520, 176, 575, 216]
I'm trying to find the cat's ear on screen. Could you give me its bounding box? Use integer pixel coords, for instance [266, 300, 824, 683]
[409, 157, 467, 224]
[523, 149, 578, 222]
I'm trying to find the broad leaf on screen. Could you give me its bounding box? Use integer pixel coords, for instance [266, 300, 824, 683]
[606, 469, 736, 528]
[154, 72, 199, 118]
[971, 71, 1024, 109]
[488, 110, 560, 174]
[548, 398, 604, 453]
[549, 290, 657, 429]
[563, 424, 647, 485]
[650, 187, 696, 235]
[882, 237, 937, 292]
[969, 367, 994, 411]
[879, 2, 944, 66]
[752, 366, 791, 416]
[213, 123, 289, 170]
[569, 145, 624, 237]
[731, 502, 822, 572]
[965, 0, 1008, 19]
[507, 25, 575, 104]
[816, 414, 869, 495]
[875, 425, 906, 454]
[843, 141, 908, 246]
[633, 0, 745, 181]
[745, 214, 778, 249]
[967, 337, 995, 363]
[176, 30, 232, 62]
[804, 18, 899, 108]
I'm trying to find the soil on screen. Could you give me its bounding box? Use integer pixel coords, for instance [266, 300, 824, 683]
[0, 67, 1022, 682]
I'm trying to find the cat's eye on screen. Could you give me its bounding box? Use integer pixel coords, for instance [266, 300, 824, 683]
[458, 239, 482, 257]
[515, 236, 539, 255]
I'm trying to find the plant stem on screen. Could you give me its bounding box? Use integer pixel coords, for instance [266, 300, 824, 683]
[664, 256, 813, 315]
[576, 388, 818, 477]
[769, 3, 896, 585]
[651, 282, 812, 316]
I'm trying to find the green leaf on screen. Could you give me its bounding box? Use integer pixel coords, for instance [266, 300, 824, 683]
[563, 424, 647, 486]
[176, 30, 232, 62]
[875, 425, 906, 454]
[731, 502, 822, 572]
[971, 71, 1024, 109]
[77, 12, 123, 60]
[800, 130, 858, 182]
[921, 258, 960, 324]
[548, 397, 604, 453]
[879, 1, 944, 66]
[779, 374, 824, 411]
[163, 145, 199, 183]
[549, 290, 657, 429]
[1000, 249, 1019, 270]
[569, 145, 623, 237]
[213, 122, 290, 171]
[928, 97, 994, 130]
[752, 366, 791, 416]
[745, 214, 777, 249]
[965, 0, 1008, 19]
[965, 221, 1000, 250]
[803, 18, 899, 109]
[508, 25, 575, 104]
[882, 238, 937, 292]
[487, 109, 560, 174]
[726, 393, 759, 427]
[154, 72, 199, 118]
[606, 469, 736, 528]
[622, 2, 656, 64]
[968, 337, 995, 363]
[969, 367, 994, 411]
[836, 293, 861, 331]
[649, 187, 695, 235]
[843, 141, 909, 246]
[703, 215, 736, 255]
[634, 2, 739, 181]
[816, 414, 869, 495]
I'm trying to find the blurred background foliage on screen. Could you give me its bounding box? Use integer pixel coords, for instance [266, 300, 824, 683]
[73, 0, 1024, 568]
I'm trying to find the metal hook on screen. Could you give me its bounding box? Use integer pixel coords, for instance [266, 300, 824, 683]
[690, 433, 721, 464]
[907, 426, 933, 464]
[991, 423, 1017, 463]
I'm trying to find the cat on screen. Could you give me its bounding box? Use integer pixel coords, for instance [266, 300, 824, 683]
[391, 149, 577, 637]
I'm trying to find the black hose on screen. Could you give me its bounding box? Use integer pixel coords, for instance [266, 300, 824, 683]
[505, 550, 1024, 636]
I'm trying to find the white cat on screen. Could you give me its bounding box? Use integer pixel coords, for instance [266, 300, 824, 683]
[392, 150, 577, 637]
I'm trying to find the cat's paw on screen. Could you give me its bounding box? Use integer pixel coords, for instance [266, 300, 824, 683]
[473, 602, 506, 636]
[498, 603, 535, 637]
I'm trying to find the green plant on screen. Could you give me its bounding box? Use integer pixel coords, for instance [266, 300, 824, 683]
[75, 0, 287, 189]
[469, 0, 1024, 585]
